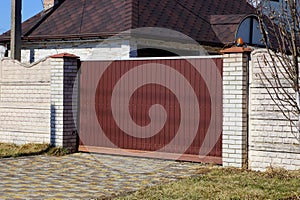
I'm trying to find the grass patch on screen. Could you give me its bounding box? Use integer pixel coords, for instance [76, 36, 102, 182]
[116, 166, 300, 200]
[47, 146, 69, 156]
[0, 143, 69, 158]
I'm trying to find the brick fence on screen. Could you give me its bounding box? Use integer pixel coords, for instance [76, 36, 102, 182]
[222, 47, 300, 170]
[249, 50, 300, 170]
[0, 58, 51, 144]
[0, 49, 300, 170]
[0, 53, 78, 152]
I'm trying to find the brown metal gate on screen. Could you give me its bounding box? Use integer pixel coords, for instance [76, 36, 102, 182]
[79, 58, 223, 164]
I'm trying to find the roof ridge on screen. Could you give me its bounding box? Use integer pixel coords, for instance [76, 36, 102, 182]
[24, 0, 65, 37]
[79, 0, 87, 34]
[131, 0, 139, 29]
[174, 0, 211, 25]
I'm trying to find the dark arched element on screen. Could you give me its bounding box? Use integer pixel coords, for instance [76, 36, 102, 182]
[236, 15, 264, 47]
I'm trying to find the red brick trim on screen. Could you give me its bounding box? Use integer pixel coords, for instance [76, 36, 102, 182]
[50, 53, 79, 58]
[220, 46, 252, 54]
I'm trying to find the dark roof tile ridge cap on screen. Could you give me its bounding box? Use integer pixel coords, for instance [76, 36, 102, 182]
[130, 0, 139, 29]
[24, 0, 66, 37]
[210, 14, 249, 25]
[174, 0, 211, 26]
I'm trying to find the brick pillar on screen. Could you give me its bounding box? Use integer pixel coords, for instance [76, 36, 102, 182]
[50, 53, 79, 152]
[221, 47, 252, 168]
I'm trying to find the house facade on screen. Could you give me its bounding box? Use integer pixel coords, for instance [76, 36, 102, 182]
[0, 0, 256, 63]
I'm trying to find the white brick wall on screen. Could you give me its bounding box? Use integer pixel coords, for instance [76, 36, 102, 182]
[222, 51, 250, 168]
[18, 36, 208, 64]
[222, 48, 300, 170]
[50, 55, 78, 152]
[0, 55, 79, 150]
[249, 150, 300, 171]
[249, 49, 300, 171]
[0, 58, 51, 144]
[20, 39, 132, 63]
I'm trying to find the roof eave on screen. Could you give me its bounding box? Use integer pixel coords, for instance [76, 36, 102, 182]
[0, 32, 131, 43]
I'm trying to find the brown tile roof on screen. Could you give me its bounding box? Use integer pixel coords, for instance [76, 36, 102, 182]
[0, 0, 255, 46]
[210, 14, 249, 44]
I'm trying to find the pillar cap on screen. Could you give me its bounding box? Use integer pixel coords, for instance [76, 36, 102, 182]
[220, 46, 252, 54]
[50, 53, 79, 58]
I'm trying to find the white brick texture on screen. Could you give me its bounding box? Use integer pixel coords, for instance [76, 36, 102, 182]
[0, 55, 79, 151]
[222, 50, 250, 168]
[0, 58, 51, 144]
[50, 55, 79, 152]
[249, 49, 300, 171]
[19, 39, 131, 63]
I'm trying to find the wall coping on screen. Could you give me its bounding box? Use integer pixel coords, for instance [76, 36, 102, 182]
[50, 53, 79, 58]
[220, 46, 253, 54]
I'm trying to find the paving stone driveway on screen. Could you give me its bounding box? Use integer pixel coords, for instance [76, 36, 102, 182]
[0, 153, 201, 199]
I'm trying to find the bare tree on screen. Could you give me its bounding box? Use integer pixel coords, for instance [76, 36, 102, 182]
[256, 0, 300, 142]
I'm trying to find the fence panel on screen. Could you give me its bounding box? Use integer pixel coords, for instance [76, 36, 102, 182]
[79, 58, 222, 163]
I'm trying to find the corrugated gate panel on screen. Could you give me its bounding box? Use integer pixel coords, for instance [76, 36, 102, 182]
[79, 58, 223, 163]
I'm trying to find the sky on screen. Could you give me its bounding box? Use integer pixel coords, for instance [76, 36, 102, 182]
[0, 0, 43, 34]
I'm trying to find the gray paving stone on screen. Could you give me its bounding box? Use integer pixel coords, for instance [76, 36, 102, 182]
[0, 153, 200, 199]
